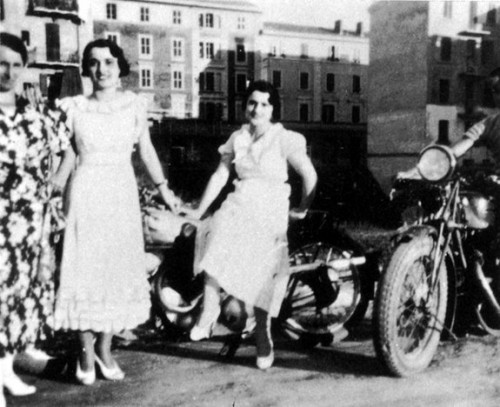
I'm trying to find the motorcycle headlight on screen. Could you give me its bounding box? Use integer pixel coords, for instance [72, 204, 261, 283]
[417, 145, 456, 182]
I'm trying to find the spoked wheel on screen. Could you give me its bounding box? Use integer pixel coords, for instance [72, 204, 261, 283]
[279, 241, 366, 347]
[152, 268, 203, 333]
[373, 236, 448, 377]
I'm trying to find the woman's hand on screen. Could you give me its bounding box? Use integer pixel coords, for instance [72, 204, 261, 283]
[179, 206, 204, 220]
[289, 208, 308, 222]
[159, 188, 182, 214]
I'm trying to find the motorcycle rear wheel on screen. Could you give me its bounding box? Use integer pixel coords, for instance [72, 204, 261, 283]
[373, 235, 448, 377]
[280, 241, 367, 347]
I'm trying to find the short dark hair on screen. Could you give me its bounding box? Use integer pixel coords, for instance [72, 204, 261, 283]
[0, 32, 28, 65]
[487, 68, 500, 94]
[81, 39, 130, 77]
[243, 80, 281, 121]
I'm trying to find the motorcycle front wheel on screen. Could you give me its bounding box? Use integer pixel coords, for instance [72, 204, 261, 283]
[279, 241, 367, 347]
[373, 235, 448, 377]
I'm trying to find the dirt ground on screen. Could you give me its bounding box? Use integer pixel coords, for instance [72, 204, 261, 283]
[6, 313, 500, 407]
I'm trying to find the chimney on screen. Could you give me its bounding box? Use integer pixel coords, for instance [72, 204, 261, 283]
[334, 20, 341, 33]
[356, 22, 363, 35]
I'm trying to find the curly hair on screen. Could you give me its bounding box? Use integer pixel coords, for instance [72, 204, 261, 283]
[81, 38, 130, 77]
[242, 80, 281, 121]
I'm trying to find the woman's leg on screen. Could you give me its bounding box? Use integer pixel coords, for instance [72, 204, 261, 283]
[78, 331, 96, 371]
[0, 353, 36, 395]
[190, 274, 221, 340]
[94, 332, 125, 380]
[254, 307, 274, 369]
[94, 332, 114, 368]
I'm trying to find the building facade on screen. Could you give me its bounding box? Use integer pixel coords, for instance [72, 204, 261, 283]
[90, 0, 261, 119]
[368, 0, 500, 193]
[1, 0, 93, 99]
[257, 21, 368, 125]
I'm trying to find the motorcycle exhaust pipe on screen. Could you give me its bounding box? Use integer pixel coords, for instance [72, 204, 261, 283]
[471, 250, 500, 317]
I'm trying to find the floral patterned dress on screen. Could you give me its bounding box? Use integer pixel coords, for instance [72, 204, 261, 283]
[0, 97, 69, 357]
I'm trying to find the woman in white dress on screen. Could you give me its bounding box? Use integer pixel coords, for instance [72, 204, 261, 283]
[184, 81, 317, 370]
[51, 39, 180, 385]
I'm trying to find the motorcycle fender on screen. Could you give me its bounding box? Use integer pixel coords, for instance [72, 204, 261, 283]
[391, 225, 438, 247]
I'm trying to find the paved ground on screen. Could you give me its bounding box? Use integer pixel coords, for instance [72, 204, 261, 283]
[6, 315, 500, 407]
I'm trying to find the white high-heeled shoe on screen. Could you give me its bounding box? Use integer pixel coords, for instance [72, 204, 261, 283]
[189, 308, 220, 341]
[0, 368, 6, 407]
[75, 359, 96, 386]
[94, 355, 125, 381]
[0, 356, 36, 396]
[256, 351, 275, 370]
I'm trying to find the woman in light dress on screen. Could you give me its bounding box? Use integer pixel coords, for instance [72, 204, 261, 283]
[51, 39, 180, 385]
[0, 33, 69, 403]
[184, 81, 317, 370]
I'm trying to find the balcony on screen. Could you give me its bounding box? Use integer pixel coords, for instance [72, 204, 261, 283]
[27, 0, 82, 24]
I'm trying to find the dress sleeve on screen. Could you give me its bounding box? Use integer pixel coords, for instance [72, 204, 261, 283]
[217, 131, 237, 160]
[280, 129, 307, 159]
[46, 98, 72, 154]
[135, 95, 150, 143]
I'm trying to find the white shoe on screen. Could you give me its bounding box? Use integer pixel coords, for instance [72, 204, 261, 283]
[0, 355, 36, 396]
[189, 309, 220, 341]
[256, 352, 275, 370]
[94, 355, 125, 381]
[0, 368, 6, 407]
[75, 360, 96, 386]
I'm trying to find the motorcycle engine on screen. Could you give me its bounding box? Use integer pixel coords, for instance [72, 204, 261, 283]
[462, 193, 495, 229]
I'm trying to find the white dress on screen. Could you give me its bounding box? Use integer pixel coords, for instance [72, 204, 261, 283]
[54, 91, 151, 333]
[197, 123, 306, 315]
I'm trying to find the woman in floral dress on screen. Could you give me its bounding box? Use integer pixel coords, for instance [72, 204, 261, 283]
[0, 33, 69, 401]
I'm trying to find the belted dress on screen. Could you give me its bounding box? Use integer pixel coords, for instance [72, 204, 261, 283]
[53, 92, 151, 332]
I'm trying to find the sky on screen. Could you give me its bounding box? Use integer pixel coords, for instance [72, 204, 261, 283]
[252, 0, 373, 32]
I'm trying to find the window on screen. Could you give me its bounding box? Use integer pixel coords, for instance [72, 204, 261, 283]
[322, 105, 335, 123]
[487, 6, 497, 25]
[301, 43, 308, 58]
[173, 10, 181, 24]
[469, 1, 478, 27]
[352, 106, 361, 123]
[199, 13, 214, 28]
[439, 79, 450, 104]
[466, 39, 476, 60]
[140, 67, 153, 88]
[140, 7, 149, 22]
[45, 23, 60, 62]
[236, 43, 246, 62]
[139, 35, 152, 59]
[443, 1, 452, 18]
[272, 70, 281, 89]
[106, 3, 117, 20]
[237, 16, 245, 30]
[353, 75, 361, 93]
[481, 40, 493, 65]
[352, 105, 361, 123]
[235, 101, 244, 122]
[330, 46, 335, 60]
[105, 32, 120, 45]
[300, 72, 309, 90]
[326, 73, 335, 92]
[173, 70, 183, 89]
[299, 104, 309, 122]
[200, 72, 221, 92]
[21, 30, 30, 46]
[199, 42, 215, 59]
[172, 38, 184, 60]
[484, 82, 495, 107]
[236, 74, 247, 93]
[438, 120, 450, 145]
[441, 37, 452, 61]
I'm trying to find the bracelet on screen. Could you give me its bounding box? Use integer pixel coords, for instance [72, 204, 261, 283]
[154, 180, 168, 189]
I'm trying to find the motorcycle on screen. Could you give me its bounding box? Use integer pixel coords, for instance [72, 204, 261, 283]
[373, 144, 500, 377]
[141, 188, 379, 357]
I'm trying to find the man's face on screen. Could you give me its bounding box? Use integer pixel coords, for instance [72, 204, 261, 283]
[0, 45, 24, 93]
